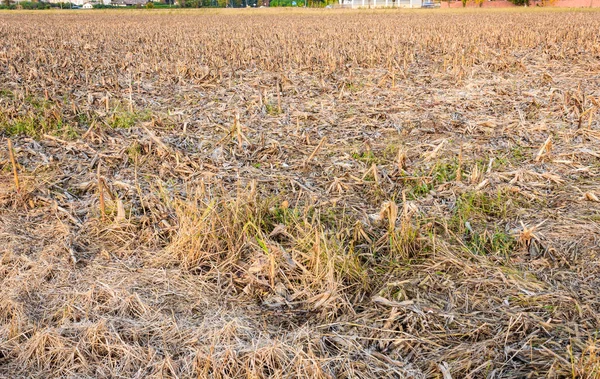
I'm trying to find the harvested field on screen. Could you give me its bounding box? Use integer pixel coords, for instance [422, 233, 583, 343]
[1, 8, 600, 378]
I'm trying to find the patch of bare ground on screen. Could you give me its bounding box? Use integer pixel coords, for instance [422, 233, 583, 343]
[1, 8, 600, 378]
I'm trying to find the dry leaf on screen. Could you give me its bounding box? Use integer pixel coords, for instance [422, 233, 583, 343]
[535, 135, 553, 162]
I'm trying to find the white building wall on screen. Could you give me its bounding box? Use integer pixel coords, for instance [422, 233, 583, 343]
[341, 0, 420, 7]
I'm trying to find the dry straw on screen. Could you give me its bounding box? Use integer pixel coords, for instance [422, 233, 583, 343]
[0, 8, 599, 379]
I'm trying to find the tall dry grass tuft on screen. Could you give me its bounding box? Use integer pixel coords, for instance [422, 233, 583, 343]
[16, 330, 73, 373]
[163, 183, 375, 319]
[164, 183, 267, 271]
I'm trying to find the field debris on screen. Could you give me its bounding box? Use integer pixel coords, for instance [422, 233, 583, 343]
[1, 9, 600, 379]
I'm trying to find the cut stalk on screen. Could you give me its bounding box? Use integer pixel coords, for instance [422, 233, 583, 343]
[98, 163, 105, 219]
[7, 139, 20, 193]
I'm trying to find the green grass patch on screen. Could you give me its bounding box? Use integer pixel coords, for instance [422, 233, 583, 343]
[406, 160, 458, 200]
[351, 150, 380, 165]
[0, 89, 14, 99]
[0, 114, 78, 139]
[265, 102, 281, 116]
[466, 229, 515, 256]
[448, 188, 523, 256]
[509, 144, 527, 163]
[109, 110, 151, 129]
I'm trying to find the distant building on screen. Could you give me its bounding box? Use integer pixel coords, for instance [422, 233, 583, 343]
[111, 0, 148, 5]
[50, 0, 111, 5]
[339, 0, 424, 6]
[82, 2, 93, 7]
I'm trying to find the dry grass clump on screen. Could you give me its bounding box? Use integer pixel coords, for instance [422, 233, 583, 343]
[1, 8, 600, 378]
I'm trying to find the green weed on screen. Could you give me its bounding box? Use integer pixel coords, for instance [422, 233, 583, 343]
[452, 189, 511, 231]
[0, 89, 14, 98]
[265, 102, 281, 116]
[109, 111, 151, 129]
[466, 229, 515, 256]
[351, 150, 379, 165]
[406, 160, 458, 199]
